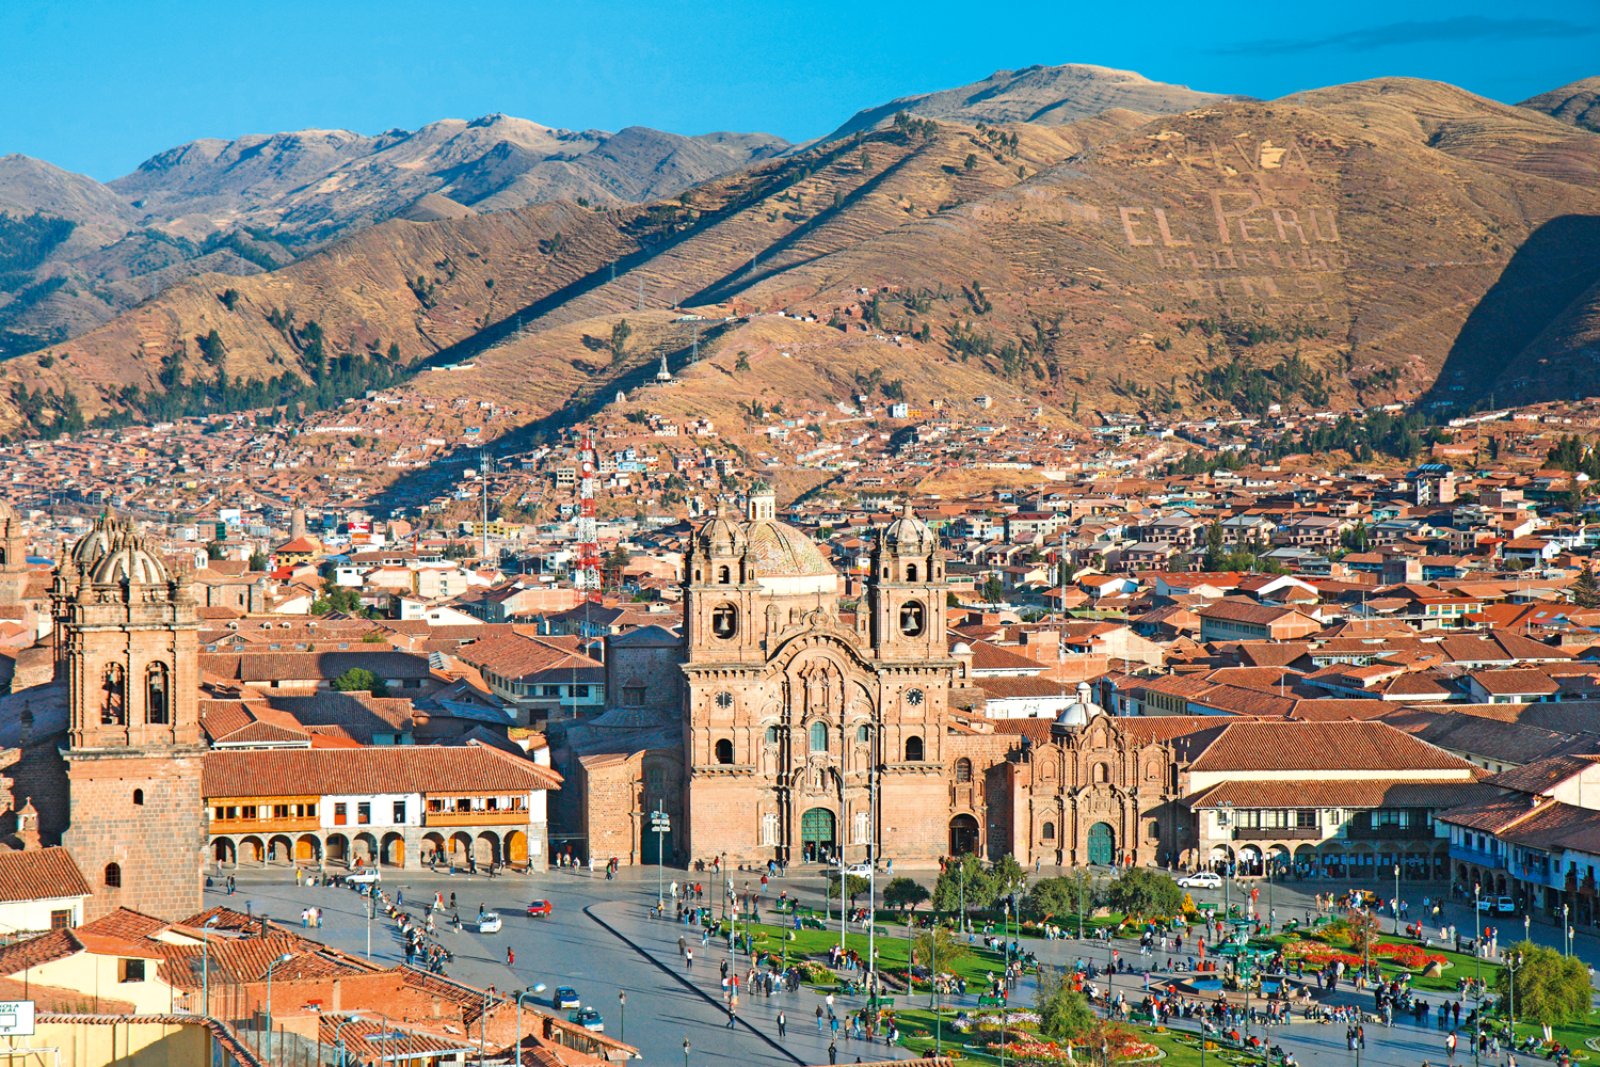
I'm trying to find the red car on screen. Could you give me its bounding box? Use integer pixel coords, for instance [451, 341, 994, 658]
[526, 899, 554, 917]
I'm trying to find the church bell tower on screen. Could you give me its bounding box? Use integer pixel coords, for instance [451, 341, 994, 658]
[57, 524, 205, 919]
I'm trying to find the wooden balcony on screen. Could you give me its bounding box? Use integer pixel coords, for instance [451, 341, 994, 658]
[210, 816, 321, 835]
[423, 810, 529, 827]
[1231, 826, 1321, 841]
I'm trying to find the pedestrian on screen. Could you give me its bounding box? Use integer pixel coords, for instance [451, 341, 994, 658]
[507, 946, 515, 967]
[777, 1010, 786, 1039]
[816, 1006, 824, 1032]
[829, 1040, 838, 1065]
[726, 1004, 737, 1029]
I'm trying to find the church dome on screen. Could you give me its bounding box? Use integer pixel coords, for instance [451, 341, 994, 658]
[695, 506, 746, 555]
[1051, 681, 1104, 736]
[69, 515, 120, 570]
[745, 519, 836, 579]
[881, 502, 934, 553]
[90, 533, 171, 586]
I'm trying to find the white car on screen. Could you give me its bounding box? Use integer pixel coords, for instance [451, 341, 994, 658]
[1178, 871, 1222, 890]
[843, 863, 873, 878]
[346, 868, 382, 885]
[476, 911, 503, 934]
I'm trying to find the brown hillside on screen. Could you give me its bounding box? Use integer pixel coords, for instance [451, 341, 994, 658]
[1520, 77, 1600, 133]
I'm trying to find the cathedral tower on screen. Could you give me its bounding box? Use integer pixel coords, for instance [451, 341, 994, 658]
[56, 526, 205, 919]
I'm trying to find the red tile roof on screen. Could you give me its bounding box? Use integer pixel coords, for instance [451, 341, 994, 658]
[0, 847, 90, 903]
[202, 741, 562, 798]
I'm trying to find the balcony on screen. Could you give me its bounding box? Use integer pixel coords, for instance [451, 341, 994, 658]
[210, 816, 320, 835]
[1344, 824, 1433, 841]
[423, 810, 529, 827]
[1231, 826, 1321, 841]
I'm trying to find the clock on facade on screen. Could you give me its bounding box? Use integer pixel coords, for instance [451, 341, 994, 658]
[906, 688, 924, 706]
[715, 691, 734, 709]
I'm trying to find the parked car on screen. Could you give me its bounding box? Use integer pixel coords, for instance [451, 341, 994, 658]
[1178, 871, 1222, 890]
[346, 869, 382, 885]
[1476, 896, 1494, 912]
[1496, 896, 1517, 914]
[843, 863, 873, 878]
[554, 987, 581, 1010]
[569, 1007, 604, 1032]
[526, 899, 554, 918]
[476, 911, 503, 934]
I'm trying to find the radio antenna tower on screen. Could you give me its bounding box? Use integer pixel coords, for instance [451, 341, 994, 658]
[576, 427, 602, 604]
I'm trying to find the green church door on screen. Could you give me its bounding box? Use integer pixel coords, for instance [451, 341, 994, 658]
[1087, 822, 1115, 866]
[801, 808, 836, 863]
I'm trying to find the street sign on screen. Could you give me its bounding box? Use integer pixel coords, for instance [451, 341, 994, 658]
[0, 1001, 35, 1036]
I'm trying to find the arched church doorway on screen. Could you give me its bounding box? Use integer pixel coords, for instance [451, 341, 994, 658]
[800, 807, 836, 863]
[1087, 822, 1116, 867]
[949, 814, 980, 856]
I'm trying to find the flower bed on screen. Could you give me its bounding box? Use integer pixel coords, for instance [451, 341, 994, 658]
[1279, 937, 1445, 972]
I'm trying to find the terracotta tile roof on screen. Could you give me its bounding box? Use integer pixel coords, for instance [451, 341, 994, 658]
[1187, 778, 1498, 810]
[79, 907, 169, 943]
[203, 741, 562, 798]
[1469, 668, 1560, 696]
[1436, 793, 1544, 833]
[1484, 753, 1600, 794]
[0, 847, 90, 903]
[0, 930, 82, 973]
[1188, 721, 1476, 774]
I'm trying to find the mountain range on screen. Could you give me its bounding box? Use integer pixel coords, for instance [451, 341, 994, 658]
[0, 65, 1598, 444]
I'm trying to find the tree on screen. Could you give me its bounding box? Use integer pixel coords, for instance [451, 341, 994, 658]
[247, 550, 268, 572]
[1575, 563, 1600, 609]
[197, 329, 226, 366]
[913, 926, 970, 971]
[963, 153, 978, 171]
[204, 540, 226, 561]
[981, 574, 1004, 604]
[312, 582, 365, 617]
[1021, 876, 1086, 922]
[932, 854, 992, 914]
[990, 855, 1028, 908]
[825, 873, 870, 901]
[1036, 967, 1097, 1043]
[608, 318, 633, 363]
[332, 667, 387, 697]
[1202, 522, 1226, 570]
[1497, 941, 1592, 1036]
[1107, 868, 1183, 919]
[883, 877, 929, 914]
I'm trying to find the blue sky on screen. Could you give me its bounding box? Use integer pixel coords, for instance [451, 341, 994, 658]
[5, 0, 1596, 180]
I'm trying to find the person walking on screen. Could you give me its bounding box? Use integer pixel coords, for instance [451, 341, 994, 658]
[777, 1010, 786, 1039]
[506, 946, 515, 967]
[828, 1040, 838, 1065]
[816, 1006, 824, 1033]
[726, 1004, 737, 1029]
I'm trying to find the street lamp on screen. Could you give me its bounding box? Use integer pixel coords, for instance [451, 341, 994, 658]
[332, 1013, 363, 1067]
[1393, 864, 1401, 936]
[618, 990, 626, 1042]
[1507, 950, 1522, 1045]
[1472, 883, 1482, 1067]
[514, 985, 546, 1061]
[265, 952, 293, 1061]
[1563, 903, 1572, 956]
[682, 1037, 690, 1067]
[199, 915, 219, 1018]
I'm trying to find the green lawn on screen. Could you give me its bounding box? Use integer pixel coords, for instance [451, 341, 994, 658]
[719, 918, 1010, 990]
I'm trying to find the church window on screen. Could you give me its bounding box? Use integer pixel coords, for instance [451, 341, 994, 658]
[718, 565, 731, 584]
[906, 563, 918, 582]
[809, 721, 829, 753]
[104, 863, 122, 888]
[146, 663, 169, 725]
[765, 726, 781, 746]
[623, 685, 646, 707]
[1148, 821, 1161, 840]
[955, 757, 973, 783]
[856, 725, 871, 745]
[646, 766, 666, 794]
[898, 600, 926, 637]
[132, 789, 144, 806]
[102, 664, 126, 726]
[904, 735, 924, 762]
[760, 812, 779, 846]
[1092, 762, 1109, 784]
[1042, 821, 1056, 841]
[711, 604, 738, 639]
[714, 739, 735, 765]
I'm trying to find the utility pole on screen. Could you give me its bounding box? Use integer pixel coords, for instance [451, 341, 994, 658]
[479, 452, 491, 561]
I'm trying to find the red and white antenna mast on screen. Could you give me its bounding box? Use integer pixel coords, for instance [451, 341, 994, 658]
[576, 426, 602, 604]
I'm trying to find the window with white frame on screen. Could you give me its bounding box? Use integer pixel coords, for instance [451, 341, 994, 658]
[761, 812, 779, 847]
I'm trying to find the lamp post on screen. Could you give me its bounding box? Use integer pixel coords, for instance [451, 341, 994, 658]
[265, 952, 292, 1062]
[1393, 864, 1401, 936]
[1524, 913, 1530, 946]
[1077, 867, 1085, 941]
[932, 926, 941, 1056]
[1000, 899, 1010, 1067]
[1563, 903, 1571, 956]
[332, 1013, 363, 1067]
[1507, 950, 1521, 1046]
[1472, 882, 1482, 1067]
[617, 990, 626, 1042]
[682, 1037, 690, 1067]
[199, 915, 219, 1017]
[365, 889, 374, 960]
[513, 985, 546, 1061]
